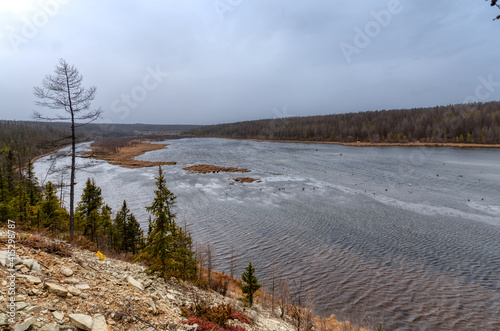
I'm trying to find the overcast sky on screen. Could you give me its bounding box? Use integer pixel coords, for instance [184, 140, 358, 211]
[1, 1, 499, 125]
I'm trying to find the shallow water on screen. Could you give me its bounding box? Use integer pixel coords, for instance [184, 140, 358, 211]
[34, 138, 500, 330]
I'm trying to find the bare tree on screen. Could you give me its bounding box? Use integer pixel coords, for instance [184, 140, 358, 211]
[33, 58, 101, 237]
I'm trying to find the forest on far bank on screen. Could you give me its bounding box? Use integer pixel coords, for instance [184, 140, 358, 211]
[185, 102, 500, 144]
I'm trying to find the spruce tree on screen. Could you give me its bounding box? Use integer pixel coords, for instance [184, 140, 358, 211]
[25, 159, 40, 206]
[241, 262, 261, 307]
[113, 200, 144, 253]
[113, 200, 129, 250]
[124, 213, 143, 254]
[37, 181, 68, 232]
[137, 166, 197, 279]
[76, 178, 110, 245]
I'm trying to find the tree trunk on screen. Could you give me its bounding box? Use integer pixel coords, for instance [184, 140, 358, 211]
[70, 113, 76, 237]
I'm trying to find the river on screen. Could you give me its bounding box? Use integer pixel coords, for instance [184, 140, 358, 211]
[34, 138, 500, 330]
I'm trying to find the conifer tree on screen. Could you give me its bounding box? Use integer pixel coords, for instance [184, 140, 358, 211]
[137, 166, 197, 279]
[36, 181, 68, 231]
[241, 262, 261, 307]
[113, 200, 129, 250]
[76, 178, 110, 245]
[124, 213, 143, 254]
[113, 200, 143, 253]
[25, 159, 40, 206]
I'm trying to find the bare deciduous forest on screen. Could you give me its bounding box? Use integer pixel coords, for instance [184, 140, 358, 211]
[186, 102, 500, 144]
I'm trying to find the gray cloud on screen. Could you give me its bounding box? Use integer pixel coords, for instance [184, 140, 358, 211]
[1, 0, 499, 125]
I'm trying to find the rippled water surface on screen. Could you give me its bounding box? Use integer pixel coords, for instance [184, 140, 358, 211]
[34, 138, 500, 330]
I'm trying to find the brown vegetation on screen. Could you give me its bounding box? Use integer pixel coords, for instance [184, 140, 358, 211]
[232, 177, 261, 184]
[83, 137, 177, 168]
[183, 164, 250, 174]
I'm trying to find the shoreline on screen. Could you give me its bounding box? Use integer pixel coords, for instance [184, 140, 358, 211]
[205, 137, 500, 148]
[82, 140, 177, 168]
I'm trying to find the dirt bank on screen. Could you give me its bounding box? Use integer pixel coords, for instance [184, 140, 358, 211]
[83, 140, 177, 168]
[183, 164, 250, 174]
[217, 137, 500, 148]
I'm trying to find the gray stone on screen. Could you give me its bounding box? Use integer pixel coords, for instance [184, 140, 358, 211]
[31, 260, 42, 274]
[80, 293, 90, 299]
[148, 299, 157, 315]
[91, 314, 107, 331]
[13, 316, 36, 331]
[127, 276, 144, 291]
[74, 283, 90, 290]
[22, 259, 34, 269]
[52, 311, 64, 321]
[24, 305, 43, 314]
[60, 267, 74, 277]
[68, 314, 93, 331]
[14, 295, 26, 302]
[0, 250, 22, 267]
[0, 250, 7, 266]
[15, 302, 29, 311]
[39, 323, 60, 331]
[67, 285, 81, 296]
[62, 278, 80, 284]
[24, 275, 42, 284]
[0, 313, 9, 326]
[45, 283, 68, 297]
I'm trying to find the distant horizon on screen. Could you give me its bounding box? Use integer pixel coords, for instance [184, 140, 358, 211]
[3, 99, 497, 127]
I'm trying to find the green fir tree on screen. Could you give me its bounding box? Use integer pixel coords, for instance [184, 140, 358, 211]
[137, 166, 197, 279]
[241, 262, 261, 307]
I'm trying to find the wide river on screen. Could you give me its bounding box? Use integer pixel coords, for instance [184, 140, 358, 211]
[34, 138, 500, 330]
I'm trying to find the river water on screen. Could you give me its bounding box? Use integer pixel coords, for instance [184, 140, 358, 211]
[34, 138, 500, 330]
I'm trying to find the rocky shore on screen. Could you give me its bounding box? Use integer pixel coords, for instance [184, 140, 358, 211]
[0, 228, 357, 331]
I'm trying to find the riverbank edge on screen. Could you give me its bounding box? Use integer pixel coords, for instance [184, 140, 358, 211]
[198, 137, 500, 148]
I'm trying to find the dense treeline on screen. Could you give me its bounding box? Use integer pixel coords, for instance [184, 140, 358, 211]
[0, 121, 197, 280]
[186, 102, 500, 144]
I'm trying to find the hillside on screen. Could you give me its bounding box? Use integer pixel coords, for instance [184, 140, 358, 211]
[185, 102, 500, 145]
[0, 228, 359, 331]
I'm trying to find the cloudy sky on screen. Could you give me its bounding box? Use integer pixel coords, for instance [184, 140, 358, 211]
[1, 1, 499, 125]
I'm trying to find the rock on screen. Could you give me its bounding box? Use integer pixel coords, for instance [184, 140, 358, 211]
[39, 323, 60, 331]
[0, 250, 7, 266]
[52, 311, 64, 321]
[62, 278, 80, 284]
[45, 283, 69, 297]
[13, 316, 36, 331]
[0, 250, 22, 267]
[74, 283, 90, 290]
[25, 275, 42, 284]
[67, 285, 82, 296]
[15, 294, 27, 301]
[0, 313, 9, 326]
[22, 259, 34, 269]
[143, 279, 154, 288]
[148, 299, 157, 315]
[60, 267, 74, 277]
[31, 260, 42, 274]
[15, 302, 29, 311]
[31, 288, 40, 295]
[127, 276, 144, 291]
[20, 266, 30, 273]
[91, 314, 107, 331]
[24, 305, 43, 314]
[68, 314, 93, 331]
[80, 293, 90, 299]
